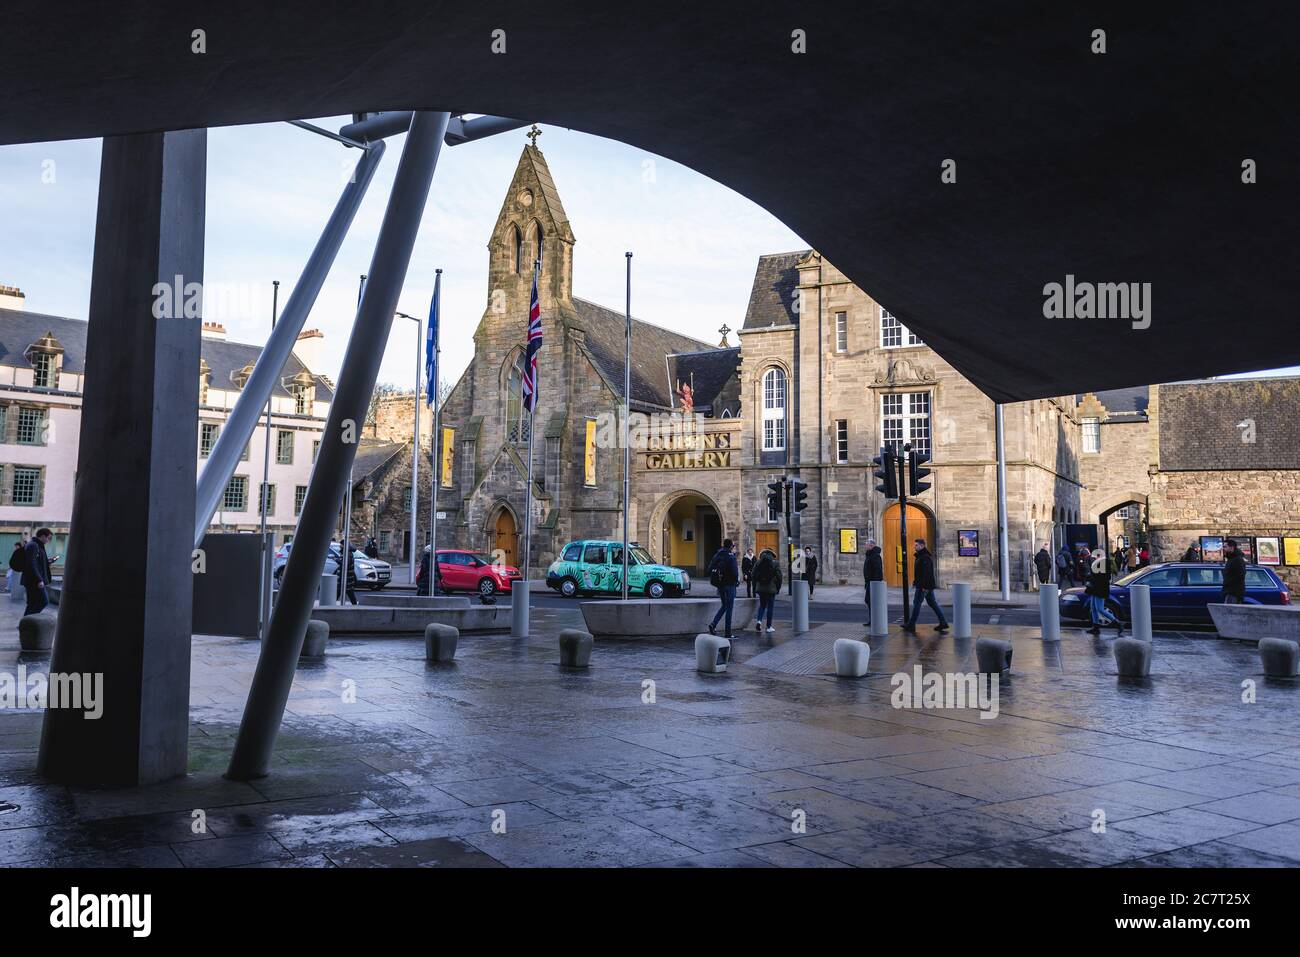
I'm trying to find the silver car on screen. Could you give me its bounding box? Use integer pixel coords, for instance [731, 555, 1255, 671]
[272, 542, 390, 590]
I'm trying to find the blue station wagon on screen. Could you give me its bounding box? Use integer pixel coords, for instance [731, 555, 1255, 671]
[1060, 562, 1290, 626]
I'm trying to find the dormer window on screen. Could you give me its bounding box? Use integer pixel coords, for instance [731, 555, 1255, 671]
[231, 363, 254, 390]
[282, 370, 316, 416]
[24, 330, 65, 389]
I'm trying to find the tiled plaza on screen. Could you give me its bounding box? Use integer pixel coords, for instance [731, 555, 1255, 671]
[4, 598, 1300, 868]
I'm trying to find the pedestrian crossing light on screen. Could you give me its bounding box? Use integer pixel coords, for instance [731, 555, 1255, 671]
[873, 448, 898, 499]
[791, 478, 809, 513]
[766, 480, 784, 515]
[908, 449, 932, 495]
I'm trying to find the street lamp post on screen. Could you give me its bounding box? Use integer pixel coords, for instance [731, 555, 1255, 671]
[396, 310, 423, 584]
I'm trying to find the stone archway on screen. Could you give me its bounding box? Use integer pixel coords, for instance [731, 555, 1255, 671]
[647, 488, 726, 577]
[1092, 492, 1149, 554]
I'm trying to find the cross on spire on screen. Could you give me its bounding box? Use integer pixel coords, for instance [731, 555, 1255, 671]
[718, 323, 732, 346]
[526, 125, 542, 148]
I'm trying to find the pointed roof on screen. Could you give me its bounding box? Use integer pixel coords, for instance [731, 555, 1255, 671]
[742, 250, 812, 329]
[491, 144, 575, 244]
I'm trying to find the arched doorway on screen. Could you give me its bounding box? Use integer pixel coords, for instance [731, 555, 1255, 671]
[649, 489, 724, 577]
[881, 502, 934, 586]
[492, 507, 518, 568]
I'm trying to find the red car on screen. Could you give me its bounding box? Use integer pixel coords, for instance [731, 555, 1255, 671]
[422, 548, 520, 597]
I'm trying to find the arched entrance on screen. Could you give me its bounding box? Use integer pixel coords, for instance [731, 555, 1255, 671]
[1093, 492, 1149, 556]
[648, 489, 724, 577]
[881, 502, 934, 586]
[492, 506, 518, 568]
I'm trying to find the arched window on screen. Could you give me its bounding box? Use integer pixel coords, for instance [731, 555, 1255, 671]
[534, 222, 544, 274]
[505, 351, 529, 444]
[511, 224, 523, 274]
[761, 367, 786, 451]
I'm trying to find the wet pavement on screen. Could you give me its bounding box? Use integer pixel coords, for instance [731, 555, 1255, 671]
[3, 597, 1300, 868]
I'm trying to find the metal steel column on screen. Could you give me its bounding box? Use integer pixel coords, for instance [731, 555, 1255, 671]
[257, 281, 279, 641]
[410, 315, 420, 583]
[428, 270, 443, 596]
[227, 111, 450, 780]
[621, 253, 632, 601]
[194, 142, 385, 546]
[996, 403, 1010, 601]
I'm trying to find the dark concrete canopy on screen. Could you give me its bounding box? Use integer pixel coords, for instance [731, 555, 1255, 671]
[2, 2, 1297, 402]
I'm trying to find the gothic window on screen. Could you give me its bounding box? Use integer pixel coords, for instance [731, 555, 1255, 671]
[880, 308, 923, 348]
[881, 392, 931, 456]
[511, 224, 523, 274]
[533, 222, 544, 274]
[505, 351, 530, 444]
[761, 367, 786, 452]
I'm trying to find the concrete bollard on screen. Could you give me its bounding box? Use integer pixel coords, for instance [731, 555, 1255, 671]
[424, 622, 459, 663]
[511, 586, 530, 637]
[1114, 636, 1152, 677]
[975, 636, 1013, 675]
[695, 633, 731, 674]
[1038, 583, 1060, 642]
[951, 582, 972, 639]
[558, 628, 594, 668]
[18, 614, 55, 651]
[833, 638, 870, 677]
[300, 619, 329, 658]
[869, 580, 888, 637]
[1129, 584, 1152, 641]
[1258, 637, 1300, 677]
[792, 579, 810, 635]
[319, 573, 338, 607]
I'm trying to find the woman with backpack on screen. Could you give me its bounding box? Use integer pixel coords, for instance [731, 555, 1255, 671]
[752, 548, 781, 634]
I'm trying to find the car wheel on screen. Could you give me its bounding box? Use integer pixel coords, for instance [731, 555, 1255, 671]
[559, 577, 579, 599]
[645, 580, 665, 599]
[478, 577, 497, 597]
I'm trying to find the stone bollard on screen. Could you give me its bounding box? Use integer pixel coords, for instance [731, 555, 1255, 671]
[1038, 583, 1060, 642]
[558, 628, 594, 668]
[868, 580, 888, 637]
[695, 633, 731, 674]
[792, 580, 810, 635]
[300, 620, 328, 658]
[319, 573, 338, 607]
[833, 638, 870, 678]
[1114, 636, 1152, 677]
[951, 583, 972, 639]
[975, 636, 1013, 675]
[1129, 584, 1153, 641]
[18, 614, 55, 651]
[424, 622, 459, 663]
[1258, 637, 1300, 678]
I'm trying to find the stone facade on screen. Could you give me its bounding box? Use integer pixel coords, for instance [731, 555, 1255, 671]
[347, 391, 435, 562]
[1077, 387, 1154, 551]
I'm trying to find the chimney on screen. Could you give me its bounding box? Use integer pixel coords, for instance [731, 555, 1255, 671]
[294, 328, 324, 371]
[201, 320, 227, 340]
[0, 285, 25, 311]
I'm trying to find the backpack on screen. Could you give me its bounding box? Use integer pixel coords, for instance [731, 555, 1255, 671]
[8, 546, 24, 573]
[708, 553, 723, 588]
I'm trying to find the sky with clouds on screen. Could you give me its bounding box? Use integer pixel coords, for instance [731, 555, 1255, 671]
[1, 117, 1292, 390]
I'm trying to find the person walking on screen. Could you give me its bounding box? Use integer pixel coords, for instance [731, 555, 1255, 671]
[1112, 544, 1128, 576]
[862, 538, 883, 625]
[903, 538, 948, 634]
[1034, 542, 1052, 589]
[364, 537, 380, 559]
[341, 541, 359, 605]
[752, 548, 781, 634]
[1055, 543, 1074, 588]
[20, 528, 53, 617]
[416, 546, 432, 596]
[1182, 541, 1200, 562]
[707, 538, 740, 639]
[1084, 554, 1123, 635]
[1074, 545, 1091, 586]
[741, 547, 755, 598]
[1221, 538, 1247, 605]
[803, 546, 818, 598]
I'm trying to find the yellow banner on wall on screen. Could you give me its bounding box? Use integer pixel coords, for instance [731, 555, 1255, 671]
[584, 419, 597, 486]
[839, 528, 858, 553]
[1284, 537, 1300, 566]
[441, 427, 454, 488]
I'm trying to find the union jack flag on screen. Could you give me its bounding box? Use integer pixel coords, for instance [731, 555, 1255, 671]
[521, 259, 542, 412]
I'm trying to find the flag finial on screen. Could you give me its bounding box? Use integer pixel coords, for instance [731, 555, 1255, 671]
[526, 125, 542, 148]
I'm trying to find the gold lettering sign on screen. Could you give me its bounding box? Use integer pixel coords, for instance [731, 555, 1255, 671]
[440, 427, 454, 488]
[643, 450, 732, 470]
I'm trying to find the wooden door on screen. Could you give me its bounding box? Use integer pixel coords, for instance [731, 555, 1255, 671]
[494, 509, 518, 568]
[882, 503, 932, 586]
[755, 529, 778, 559]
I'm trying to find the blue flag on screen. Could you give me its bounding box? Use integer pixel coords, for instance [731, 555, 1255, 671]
[425, 271, 440, 408]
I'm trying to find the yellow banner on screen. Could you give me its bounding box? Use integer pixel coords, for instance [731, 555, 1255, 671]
[1284, 537, 1300, 566]
[440, 427, 454, 488]
[839, 528, 858, 553]
[584, 419, 597, 486]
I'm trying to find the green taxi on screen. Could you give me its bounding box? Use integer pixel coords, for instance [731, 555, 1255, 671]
[546, 540, 691, 599]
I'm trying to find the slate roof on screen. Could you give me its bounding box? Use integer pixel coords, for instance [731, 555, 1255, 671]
[351, 440, 404, 484]
[572, 298, 714, 410]
[667, 347, 740, 414]
[1079, 385, 1149, 421]
[0, 308, 332, 401]
[742, 250, 811, 330]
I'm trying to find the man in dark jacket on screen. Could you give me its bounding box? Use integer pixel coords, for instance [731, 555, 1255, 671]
[862, 539, 883, 624]
[707, 539, 740, 639]
[803, 547, 818, 598]
[364, 537, 380, 559]
[741, 548, 755, 597]
[340, 542, 359, 605]
[903, 539, 948, 634]
[1034, 543, 1052, 588]
[416, 547, 432, 596]
[1221, 539, 1247, 604]
[21, 528, 53, 616]
[1056, 545, 1075, 588]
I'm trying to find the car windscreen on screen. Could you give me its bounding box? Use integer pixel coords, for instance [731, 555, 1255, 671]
[630, 546, 655, 565]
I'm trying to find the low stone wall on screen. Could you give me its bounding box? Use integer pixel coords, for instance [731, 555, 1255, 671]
[581, 598, 717, 639]
[312, 604, 510, 635]
[1208, 603, 1300, 643]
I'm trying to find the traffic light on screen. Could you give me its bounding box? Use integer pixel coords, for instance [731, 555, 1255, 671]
[873, 448, 898, 498]
[766, 480, 784, 516]
[791, 478, 809, 513]
[908, 449, 932, 495]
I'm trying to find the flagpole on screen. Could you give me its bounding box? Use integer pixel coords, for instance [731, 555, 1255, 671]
[513, 258, 541, 637]
[621, 252, 632, 601]
[409, 311, 420, 585]
[428, 269, 442, 599]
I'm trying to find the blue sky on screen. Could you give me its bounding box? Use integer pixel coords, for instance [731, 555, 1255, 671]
[2, 117, 1293, 390]
[0, 118, 806, 392]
